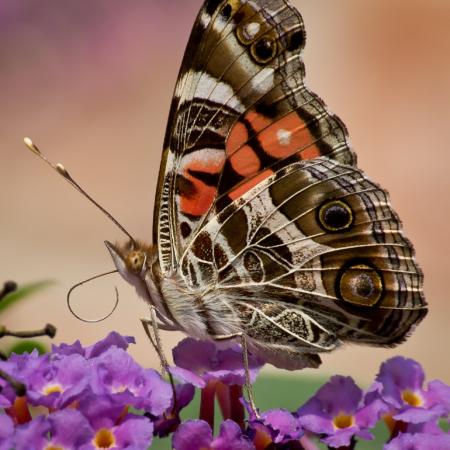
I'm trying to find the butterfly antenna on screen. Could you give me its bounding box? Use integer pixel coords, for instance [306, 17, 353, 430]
[23, 137, 136, 245]
[67, 270, 119, 323]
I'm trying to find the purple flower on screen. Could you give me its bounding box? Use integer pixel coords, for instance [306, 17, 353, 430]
[0, 414, 14, 450]
[25, 353, 91, 409]
[90, 346, 173, 416]
[367, 357, 450, 424]
[248, 408, 303, 446]
[405, 420, 447, 435]
[76, 396, 154, 450]
[173, 419, 254, 450]
[77, 395, 125, 431]
[13, 416, 50, 450]
[384, 432, 450, 449]
[0, 350, 42, 405]
[79, 416, 154, 450]
[52, 331, 135, 358]
[171, 338, 264, 387]
[46, 409, 94, 448]
[14, 410, 93, 450]
[297, 375, 383, 448]
[0, 363, 15, 408]
[152, 383, 196, 437]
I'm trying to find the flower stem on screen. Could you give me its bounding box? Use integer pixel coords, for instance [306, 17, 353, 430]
[300, 435, 320, 450]
[229, 385, 245, 430]
[6, 396, 32, 424]
[200, 380, 217, 429]
[216, 382, 231, 420]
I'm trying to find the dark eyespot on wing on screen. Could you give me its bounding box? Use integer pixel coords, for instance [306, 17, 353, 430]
[337, 261, 384, 307]
[318, 200, 354, 232]
[251, 36, 278, 64]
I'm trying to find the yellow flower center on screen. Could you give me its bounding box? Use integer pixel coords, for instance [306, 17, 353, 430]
[43, 384, 64, 395]
[45, 447, 63, 450]
[93, 428, 116, 449]
[333, 413, 355, 429]
[402, 390, 423, 407]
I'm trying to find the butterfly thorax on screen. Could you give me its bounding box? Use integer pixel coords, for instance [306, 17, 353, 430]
[105, 239, 238, 339]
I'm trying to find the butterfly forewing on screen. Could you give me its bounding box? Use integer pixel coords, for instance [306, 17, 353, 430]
[154, 0, 355, 274]
[153, 0, 427, 369]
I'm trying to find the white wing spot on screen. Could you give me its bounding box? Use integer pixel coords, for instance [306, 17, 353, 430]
[250, 67, 274, 93]
[277, 128, 292, 146]
[200, 11, 211, 29]
[243, 22, 261, 40]
[176, 70, 245, 113]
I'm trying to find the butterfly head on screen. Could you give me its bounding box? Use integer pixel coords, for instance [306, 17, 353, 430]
[104, 240, 153, 281]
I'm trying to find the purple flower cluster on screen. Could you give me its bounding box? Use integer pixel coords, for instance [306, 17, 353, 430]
[0, 333, 448, 450]
[0, 332, 176, 449]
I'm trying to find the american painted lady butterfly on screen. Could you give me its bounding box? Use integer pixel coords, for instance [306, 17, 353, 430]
[28, 0, 428, 371]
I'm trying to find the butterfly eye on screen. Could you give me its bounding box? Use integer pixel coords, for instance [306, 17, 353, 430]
[318, 200, 354, 232]
[126, 251, 146, 274]
[339, 264, 383, 307]
[251, 36, 278, 64]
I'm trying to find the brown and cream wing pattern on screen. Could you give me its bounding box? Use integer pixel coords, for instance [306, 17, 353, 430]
[154, 0, 355, 274]
[180, 157, 426, 359]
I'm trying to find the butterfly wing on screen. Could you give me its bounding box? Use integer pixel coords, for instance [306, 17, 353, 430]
[154, 0, 355, 273]
[154, 0, 426, 369]
[180, 157, 427, 368]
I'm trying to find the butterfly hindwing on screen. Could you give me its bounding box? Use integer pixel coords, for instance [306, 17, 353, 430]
[154, 0, 355, 273]
[179, 157, 426, 366]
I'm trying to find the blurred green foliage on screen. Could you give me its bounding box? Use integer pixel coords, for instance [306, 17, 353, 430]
[0, 280, 54, 356]
[6, 340, 48, 356]
[0, 280, 53, 314]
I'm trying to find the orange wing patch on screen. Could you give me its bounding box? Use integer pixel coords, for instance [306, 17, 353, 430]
[257, 111, 320, 160]
[223, 110, 322, 204]
[226, 110, 321, 164]
[179, 150, 225, 217]
[230, 145, 261, 177]
[228, 169, 273, 201]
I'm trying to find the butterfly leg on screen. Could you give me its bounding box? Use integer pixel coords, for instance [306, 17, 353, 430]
[213, 332, 259, 418]
[140, 306, 178, 411]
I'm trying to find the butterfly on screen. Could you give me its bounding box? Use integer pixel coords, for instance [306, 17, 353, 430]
[29, 0, 428, 371]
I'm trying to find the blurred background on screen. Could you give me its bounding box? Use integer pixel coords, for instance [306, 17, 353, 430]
[1, 0, 449, 387]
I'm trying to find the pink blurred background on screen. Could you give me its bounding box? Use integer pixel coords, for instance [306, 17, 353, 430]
[1, 0, 449, 384]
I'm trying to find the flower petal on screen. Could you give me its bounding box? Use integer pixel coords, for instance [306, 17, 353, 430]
[213, 419, 254, 450]
[385, 432, 450, 450]
[48, 409, 93, 447]
[172, 420, 213, 450]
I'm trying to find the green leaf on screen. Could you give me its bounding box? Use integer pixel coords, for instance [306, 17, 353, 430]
[0, 280, 54, 314]
[6, 339, 48, 356]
